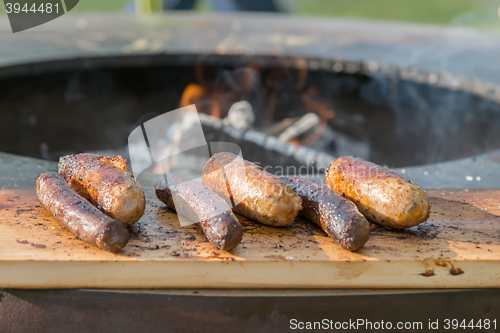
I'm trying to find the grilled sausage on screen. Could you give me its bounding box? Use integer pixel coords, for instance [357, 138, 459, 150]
[326, 156, 430, 229]
[59, 153, 145, 225]
[278, 176, 370, 251]
[36, 172, 130, 252]
[155, 173, 243, 251]
[202, 152, 302, 227]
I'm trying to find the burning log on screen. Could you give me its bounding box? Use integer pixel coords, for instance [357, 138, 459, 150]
[278, 113, 320, 142]
[265, 117, 300, 137]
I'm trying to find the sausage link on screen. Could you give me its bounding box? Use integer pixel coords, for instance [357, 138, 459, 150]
[326, 156, 430, 229]
[278, 176, 369, 251]
[202, 152, 302, 227]
[59, 153, 145, 225]
[36, 172, 130, 252]
[155, 173, 243, 251]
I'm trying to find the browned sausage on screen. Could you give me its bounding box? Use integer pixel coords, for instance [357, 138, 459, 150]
[202, 152, 302, 227]
[59, 153, 145, 225]
[36, 172, 130, 252]
[278, 176, 370, 251]
[155, 173, 243, 251]
[326, 156, 430, 229]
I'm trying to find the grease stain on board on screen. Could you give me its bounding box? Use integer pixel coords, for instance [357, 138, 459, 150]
[450, 267, 464, 275]
[434, 260, 465, 276]
[421, 269, 435, 277]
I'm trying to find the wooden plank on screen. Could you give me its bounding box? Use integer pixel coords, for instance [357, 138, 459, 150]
[0, 188, 499, 289]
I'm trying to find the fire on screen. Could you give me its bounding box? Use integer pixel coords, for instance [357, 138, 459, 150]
[300, 86, 336, 146]
[178, 58, 335, 146]
[180, 83, 205, 109]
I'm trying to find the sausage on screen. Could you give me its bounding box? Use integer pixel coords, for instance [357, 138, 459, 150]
[278, 176, 370, 251]
[36, 172, 130, 252]
[326, 156, 430, 229]
[59, 153, 145, 225]
[202, 152, 302, 227]
[155, 173, 243, 251]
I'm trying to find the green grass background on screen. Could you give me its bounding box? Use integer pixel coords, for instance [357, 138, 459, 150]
[2, 0, 500, 29]
[296, 0, 499, 27]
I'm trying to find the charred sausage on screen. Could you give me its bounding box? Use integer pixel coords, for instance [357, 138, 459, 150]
[202, 152, 302, 227]
[326, 156, 430, 229]
[36, 172, 130, 252]
[155, 173, 243, 251]
[278, 176, 370, 251]
[59, 153, 145, 225]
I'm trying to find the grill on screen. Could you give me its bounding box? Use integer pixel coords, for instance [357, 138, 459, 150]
[1, 14, 500, 189]
[1, 13, 500, 331]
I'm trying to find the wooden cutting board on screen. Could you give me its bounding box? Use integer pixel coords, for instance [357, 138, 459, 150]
[0, 188, 499, 289]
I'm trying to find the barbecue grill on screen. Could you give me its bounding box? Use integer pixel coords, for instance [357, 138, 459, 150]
[1, 13, 500, 332]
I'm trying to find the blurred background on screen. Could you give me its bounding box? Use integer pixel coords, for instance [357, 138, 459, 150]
[2, 0, 499, 30]
[2, 0, 500, 189]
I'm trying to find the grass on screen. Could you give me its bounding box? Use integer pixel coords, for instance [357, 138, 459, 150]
[296, 0, 496, 25]
[296, 0, 500, 29]
[1, 0, 500, 29]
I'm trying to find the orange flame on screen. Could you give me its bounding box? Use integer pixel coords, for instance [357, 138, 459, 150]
[300, 86, 335, 146]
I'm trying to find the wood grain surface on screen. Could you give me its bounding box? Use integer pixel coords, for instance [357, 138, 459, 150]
[0, 188, 499, 289]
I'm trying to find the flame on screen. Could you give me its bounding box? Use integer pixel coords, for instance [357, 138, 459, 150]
[210, 91, 222, 118]
[178, 58, 334, 146]
[300, 86, 335, 146]
[179, 65, 263, 118]
[180, 83, 205, 109]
